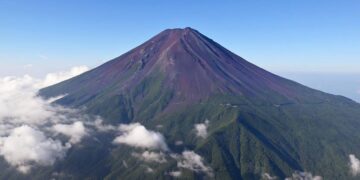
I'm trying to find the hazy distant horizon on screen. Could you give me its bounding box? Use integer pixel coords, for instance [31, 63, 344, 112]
[278, 72, 360, 103]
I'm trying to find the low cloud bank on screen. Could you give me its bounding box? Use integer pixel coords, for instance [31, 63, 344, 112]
[0, 66, 90, 173]
[0, 66, 213, 176]
[0, 125, 69, 173]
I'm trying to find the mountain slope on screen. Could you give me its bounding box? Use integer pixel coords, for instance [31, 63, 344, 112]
[40, 27, 353, 122]
[32, 27, 360, 179]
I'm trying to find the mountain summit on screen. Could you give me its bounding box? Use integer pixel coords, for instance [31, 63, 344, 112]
[41, 28, 336, 111]
[37, 28, 360, 179]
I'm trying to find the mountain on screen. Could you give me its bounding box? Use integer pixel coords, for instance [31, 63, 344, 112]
[10, 28, 360, 179]
[40, 27, 349, 122]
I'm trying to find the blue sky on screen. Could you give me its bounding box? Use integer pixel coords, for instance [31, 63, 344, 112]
[0, 0, 359, 101]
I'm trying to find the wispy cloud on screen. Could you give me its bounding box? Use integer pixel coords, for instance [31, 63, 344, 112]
[90, 118, 117, 132]
[285, 171, 322, 180]
[132, 151, 167, 163]
[262, 173, 277, 180]
[168, 170, 182, 177]
[172, 150, 213, 177]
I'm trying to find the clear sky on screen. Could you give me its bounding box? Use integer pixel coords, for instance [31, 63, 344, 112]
[0, 0, 360, 100]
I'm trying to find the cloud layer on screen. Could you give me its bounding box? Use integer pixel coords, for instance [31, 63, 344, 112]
[0, 125, 69, 173]
[0, 67, 175, 174]
[0, 66, 89, 173]
[0, 75, 54, 125]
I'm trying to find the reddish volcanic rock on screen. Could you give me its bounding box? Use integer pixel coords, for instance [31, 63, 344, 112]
[40, 27, 330, 107]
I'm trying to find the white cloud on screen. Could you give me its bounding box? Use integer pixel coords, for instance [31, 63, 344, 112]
[132, 151, 167, 163]
[46, 94, 68, 103]
[0, 66, 92, 173]
[113, 123, 168, 151]
[53, 121, 88, 144]
[168, 170, 182, 177]
[285, 171, 322, 180]
[40, 66, 89, 88]
[90, 118, 116, 132]
[0, 66, 89, 125]
[0, 75, 55, 125]
[262, 173, 277, 180]
[174, 150, 213, 177]
[194, 120, 210, 138]
[349, 154, 360, 176]
[0, 125, 69, 173]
